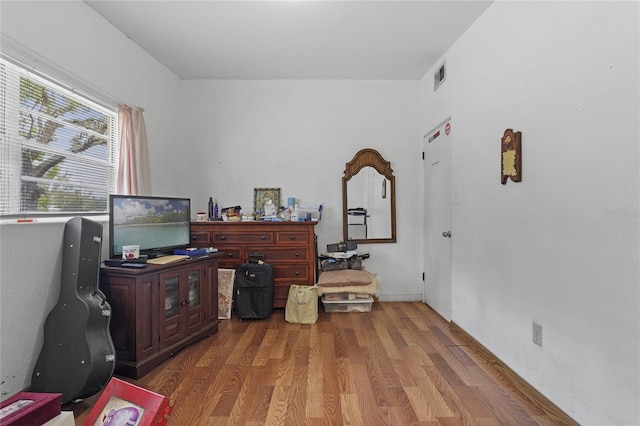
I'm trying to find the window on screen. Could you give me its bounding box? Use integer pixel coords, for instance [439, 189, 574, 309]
[0, 56, 118, 216]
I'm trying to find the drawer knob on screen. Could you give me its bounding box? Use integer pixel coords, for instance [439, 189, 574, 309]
[220, 235, 226, 240]
[289, 235, 296, 240]
[294, 271, 300, 276]
[226, 253, 234, 258]
[260, 235, 267, 240]
[294, 252, 300, 257]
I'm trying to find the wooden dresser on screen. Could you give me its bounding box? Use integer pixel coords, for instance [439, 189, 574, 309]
[191, 221, 317, 308]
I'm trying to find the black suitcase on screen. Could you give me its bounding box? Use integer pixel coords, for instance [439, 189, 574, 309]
[234, 262, 274, 319]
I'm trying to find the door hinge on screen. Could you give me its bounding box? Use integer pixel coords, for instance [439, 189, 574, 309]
[422, 152, 425, 160]
[422, 272, 425, 281]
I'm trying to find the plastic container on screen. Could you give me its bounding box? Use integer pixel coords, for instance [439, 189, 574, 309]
[321, 295, 373, 313]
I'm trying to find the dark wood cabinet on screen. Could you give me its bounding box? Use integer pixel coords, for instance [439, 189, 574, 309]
[100, 254, 222, 379]
[191, 221, 317, 308]
[157, 262, 207, 349]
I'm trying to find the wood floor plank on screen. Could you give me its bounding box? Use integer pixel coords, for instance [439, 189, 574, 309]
[353, 362, 388, 425]
[267, 325, 288, 360]
[230, 375, 273, 424]
[294, 328, 311, 366]
[376, 405, 406, 426]
[332, 322, 350, 359]
[273, 330, 298, 386]
[372, 316, 404, 360]
[68, 302, 577, 425]
[387, 385, 423, 425]
[320, 331, 340, 395]
[335, 357, 357, 394]
[211, 338, 261, 417]
[340, 393, 366, 425]
[413, 368, 456, 419]
[376, 305, 413, 349]
[403, 385, 437, 421]
[362, 343, 404, 389]
[420, 362, 478, 425]
[414, 327, 440, 355]
[284, 362, 308, 424]
[390, 357, 421, 388]
[182, 364, 243, 423]
[350, 311, 375, 348]
[343, 327, 366, 364]
[320, 392, 342, 425]
[252, 327, 280, 367]
[263, 385, 289, 426]
[305, 327, 324, 419]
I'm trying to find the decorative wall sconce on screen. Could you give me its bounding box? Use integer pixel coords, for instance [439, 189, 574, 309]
[501, 128, 522, 184]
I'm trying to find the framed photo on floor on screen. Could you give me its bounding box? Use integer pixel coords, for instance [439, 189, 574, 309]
[84, 377, 174, 426]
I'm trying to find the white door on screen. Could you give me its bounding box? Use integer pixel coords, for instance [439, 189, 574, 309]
[423, 118, 452, 320]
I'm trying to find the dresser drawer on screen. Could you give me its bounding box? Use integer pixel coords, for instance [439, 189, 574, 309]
[217, 247, 242, 268]
[273, 286, 291, 304]
[247, 247, 309, 263]
[275, 231, 310, 245]
[273, 263, 310, 281]
[191, 231, 211, 246]
[212, 231, 274, 245]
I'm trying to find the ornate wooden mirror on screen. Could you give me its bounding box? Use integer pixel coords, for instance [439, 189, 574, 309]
[342, 149, 396, 244]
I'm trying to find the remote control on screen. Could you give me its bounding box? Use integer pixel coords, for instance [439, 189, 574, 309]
[121, 263, 147, 268]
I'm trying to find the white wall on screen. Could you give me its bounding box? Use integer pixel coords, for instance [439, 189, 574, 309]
[420, 2, 639, 425]
[177, 79, 423, 301]
[0, 1, 181, 399]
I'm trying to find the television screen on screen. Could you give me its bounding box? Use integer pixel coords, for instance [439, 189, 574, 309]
[109, 195, 191, 259]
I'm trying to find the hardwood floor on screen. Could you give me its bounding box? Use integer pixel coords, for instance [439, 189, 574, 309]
[69, 302, 577, 425]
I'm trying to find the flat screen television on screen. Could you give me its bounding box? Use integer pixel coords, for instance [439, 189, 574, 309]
[109, 195, 191, 259]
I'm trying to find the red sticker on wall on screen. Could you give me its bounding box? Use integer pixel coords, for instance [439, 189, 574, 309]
[445, 122, 451, 135]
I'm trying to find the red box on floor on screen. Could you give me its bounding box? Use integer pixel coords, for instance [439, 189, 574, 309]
[83, 378, 174, 426]
[0, 392, 61, 426]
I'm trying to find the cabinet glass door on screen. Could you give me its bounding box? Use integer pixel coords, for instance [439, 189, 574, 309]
[164, 275, 180, 319]
[188, 270, 201, 309]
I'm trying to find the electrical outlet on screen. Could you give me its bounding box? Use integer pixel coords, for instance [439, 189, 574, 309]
[532, 322, 543, 346]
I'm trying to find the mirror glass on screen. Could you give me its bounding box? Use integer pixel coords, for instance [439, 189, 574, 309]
[343, 149, 396, 244]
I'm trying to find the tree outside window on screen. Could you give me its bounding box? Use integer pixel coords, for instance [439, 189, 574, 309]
[1, 57, 118, 215]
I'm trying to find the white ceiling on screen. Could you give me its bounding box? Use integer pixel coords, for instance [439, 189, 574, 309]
[85, 1, 492, 80]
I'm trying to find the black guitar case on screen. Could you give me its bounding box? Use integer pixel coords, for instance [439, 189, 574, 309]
[31, 217, 115, 404]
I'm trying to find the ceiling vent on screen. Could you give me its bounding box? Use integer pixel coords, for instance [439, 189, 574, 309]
[434, 61, 446, 91]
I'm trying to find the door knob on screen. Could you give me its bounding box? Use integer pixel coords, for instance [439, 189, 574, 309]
[442, 231, 451, 238]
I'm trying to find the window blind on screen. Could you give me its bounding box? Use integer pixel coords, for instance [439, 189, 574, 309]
[0, 57, 118, 216]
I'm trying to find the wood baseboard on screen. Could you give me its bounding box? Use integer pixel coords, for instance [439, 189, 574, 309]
[449, 321, 579, 426]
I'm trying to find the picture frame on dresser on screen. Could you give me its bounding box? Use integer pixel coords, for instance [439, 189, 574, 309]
[253, 187, 280, 215]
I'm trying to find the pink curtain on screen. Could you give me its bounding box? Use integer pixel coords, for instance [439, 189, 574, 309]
[117, 104, 151, 195]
